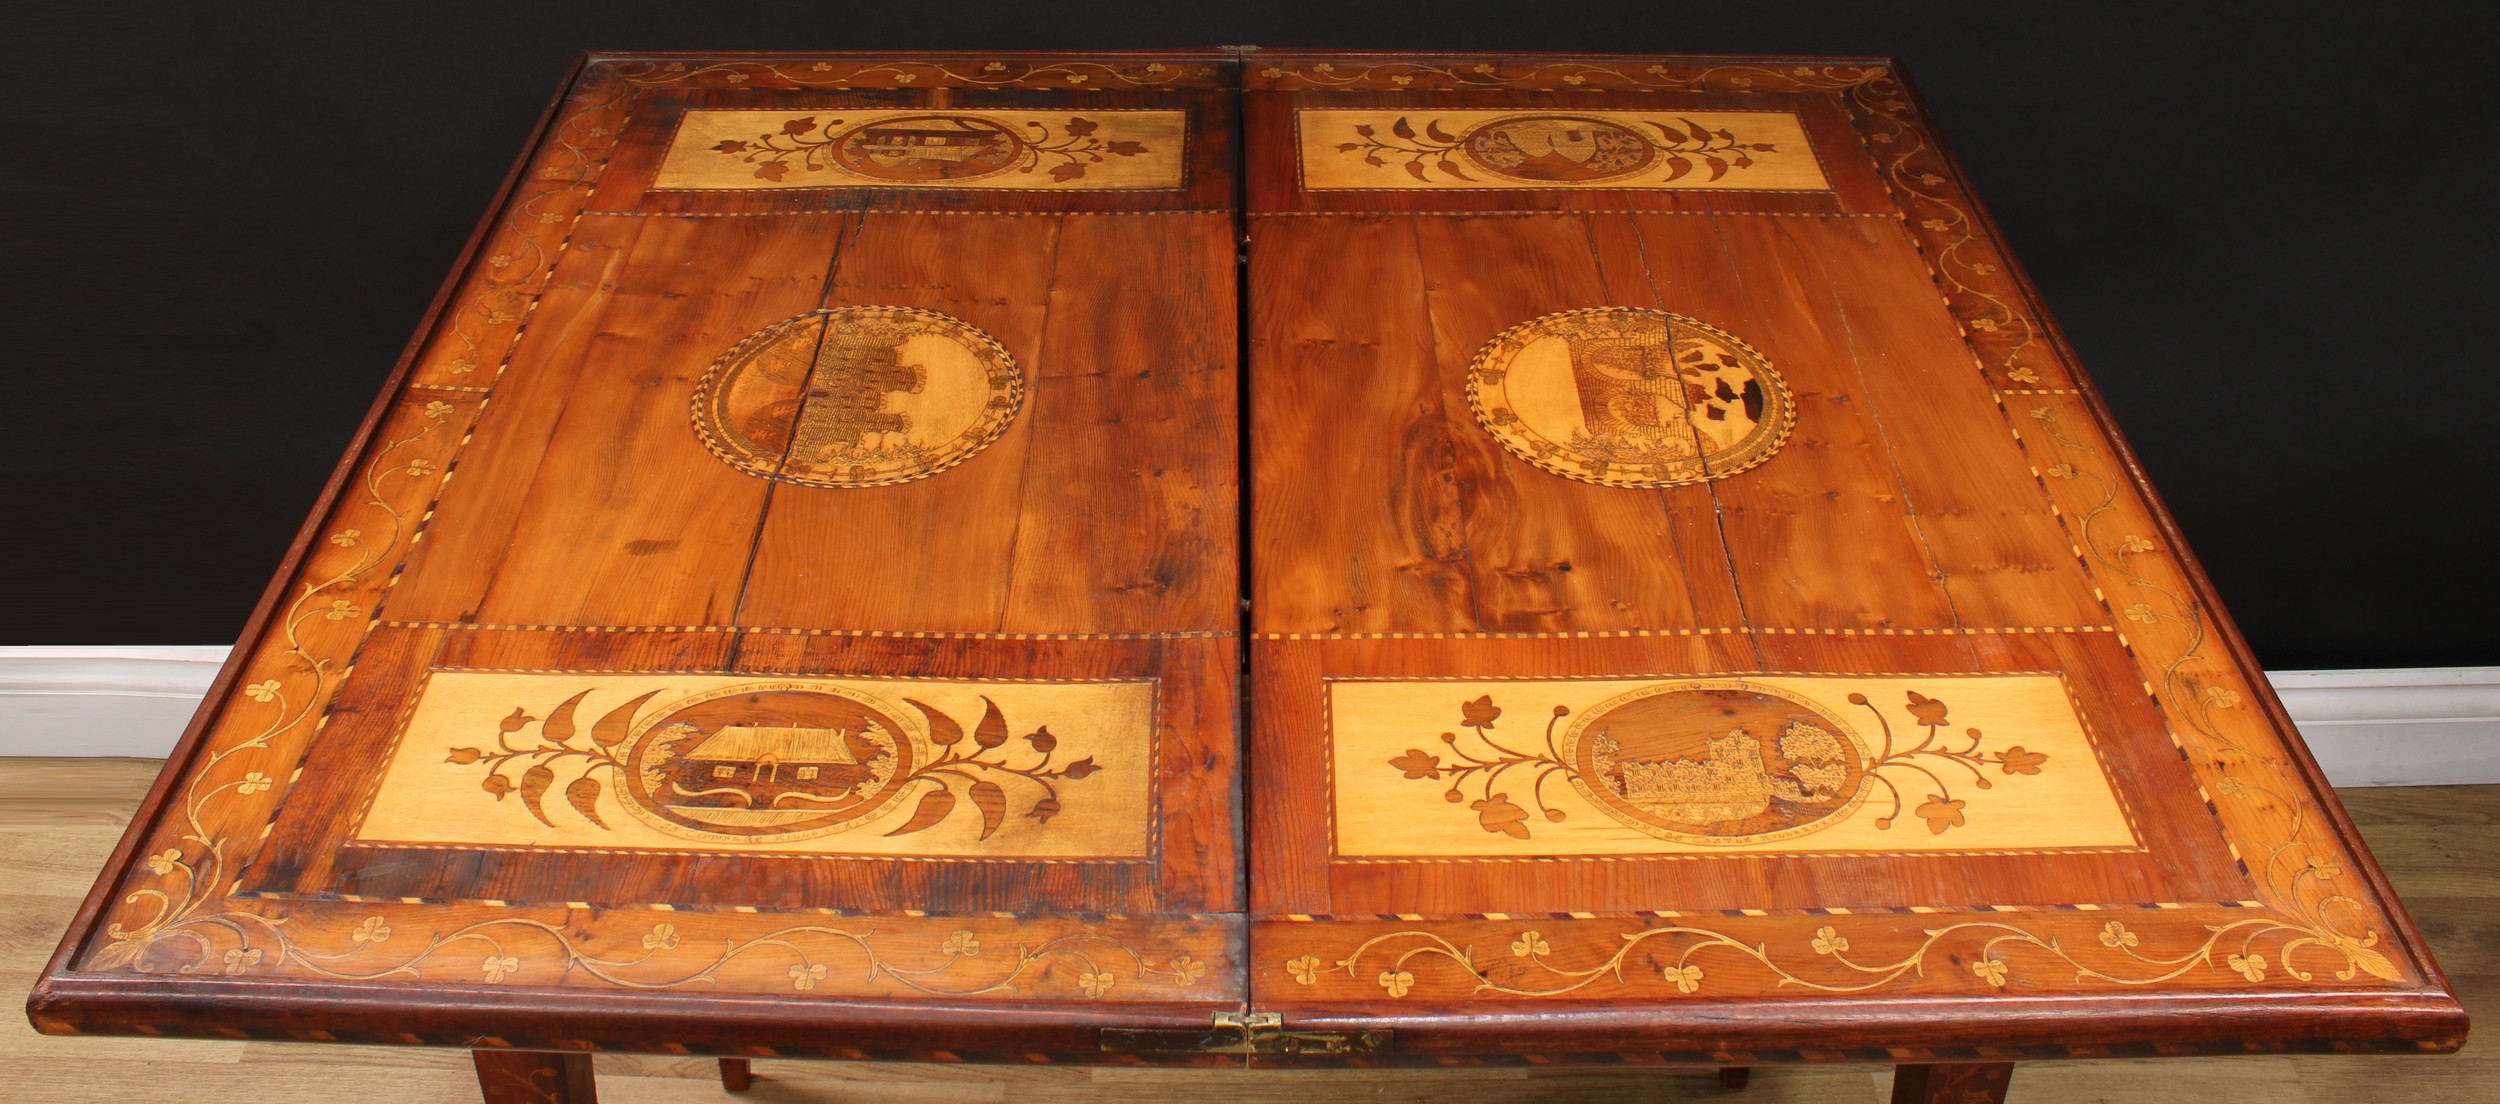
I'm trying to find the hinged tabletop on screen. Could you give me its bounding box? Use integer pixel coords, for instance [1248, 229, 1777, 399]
[30, 50, 2464, 1086]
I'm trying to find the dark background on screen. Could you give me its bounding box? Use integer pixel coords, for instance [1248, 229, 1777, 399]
[7, 2, 2495, 668]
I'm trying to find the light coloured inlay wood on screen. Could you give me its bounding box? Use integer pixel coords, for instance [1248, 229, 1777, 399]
[8, 758, 2493, 1101]
[690, 306, 1023, 489]
[353, 671, 1154, 858]
[654, 109, 1189, 190]
[1329, 673, 2139, 857]
[1296, 109, 1830, 191]
[1466, 306, 1793, 488]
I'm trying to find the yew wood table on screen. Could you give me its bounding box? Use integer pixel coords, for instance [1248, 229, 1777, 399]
[30, 50, 2466, 1103]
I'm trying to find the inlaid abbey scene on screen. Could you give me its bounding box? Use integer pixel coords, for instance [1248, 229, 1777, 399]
[30, 50, 2460, 1104]
[692, 306, 1024, 488]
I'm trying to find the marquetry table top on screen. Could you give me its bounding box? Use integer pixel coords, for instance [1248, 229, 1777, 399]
[31, 50, 2464, 1075]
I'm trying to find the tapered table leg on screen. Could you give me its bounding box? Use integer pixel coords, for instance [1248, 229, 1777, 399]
[1890, 1062, 2013, 1104]
[1718, 1066, 1751, 1089]
[720, 1058, 753, 1092]
[472, 1050, 597, 1104]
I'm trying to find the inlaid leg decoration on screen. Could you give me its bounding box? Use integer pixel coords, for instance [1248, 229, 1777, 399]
[1890, 1062, 2013, 1104]
[1718, 1066, 1752, 1089]
[719, 1058, 753, 1092]
[472, 1050, 597, 1104]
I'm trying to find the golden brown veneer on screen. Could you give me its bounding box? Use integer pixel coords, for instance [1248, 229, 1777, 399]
[29, 51, 2464, 1104]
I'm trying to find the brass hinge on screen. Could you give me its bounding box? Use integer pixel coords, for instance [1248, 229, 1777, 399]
[1101, 1011, 1392, 1056]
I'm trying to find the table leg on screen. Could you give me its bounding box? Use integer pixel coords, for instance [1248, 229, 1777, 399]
[1889, 1062, 2013, 1104]
[1718, 1066, 1751, 1089]
[720, 1058, 754, 1092]
[472, 1050, 598, 1104]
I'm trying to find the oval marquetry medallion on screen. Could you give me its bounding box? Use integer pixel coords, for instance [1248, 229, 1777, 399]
[1558, 680, 1870, 845]
[618, 682, 934, 842]
[828, 114, 1027, 182]
[1466, 306, 1792, 488]
[1459, 114, 1657, 183]
[692, 306, 1022, 488]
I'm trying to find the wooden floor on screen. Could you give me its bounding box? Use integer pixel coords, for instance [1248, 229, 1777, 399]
[4, 758, 2486, 1102]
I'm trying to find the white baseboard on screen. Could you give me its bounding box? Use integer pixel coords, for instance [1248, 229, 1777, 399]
[2265, 666, 2500, 787]
[0, 646, 236, 758]
[2, 646, 2494, 787]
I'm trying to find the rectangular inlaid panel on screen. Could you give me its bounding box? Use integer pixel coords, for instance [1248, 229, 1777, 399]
[1250, 631, 2241, 917]
[1329, 672, 2135, 858]
[355, 669, 1155, 858]
[654, 108, 1191, 191]
[1295, 108, 1830, 191]
[591, 85, 1238, 216]
[1244, 84, 1890, 217]
[237, 613, 1233, 913]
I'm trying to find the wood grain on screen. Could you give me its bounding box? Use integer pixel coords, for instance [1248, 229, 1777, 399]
[33, 53, 1248, 1058]
[1246, 214, 1485, 634]
[387, 211, 839, 626]
[1238, 56, 2463, 1059]
[472, 1051, 595, 1104]
[1889, 1062, 2011, 1104]
[24, 50, 2465, 1089]
[8, 761, 2492, 1098]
